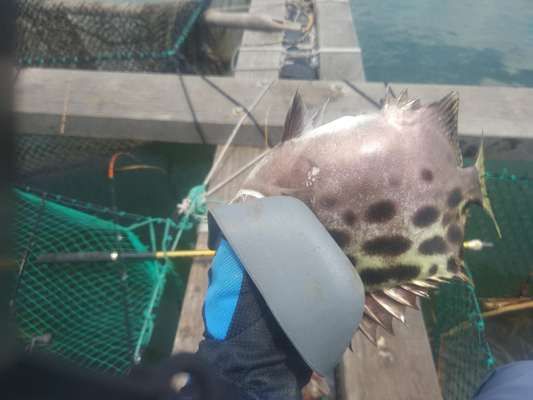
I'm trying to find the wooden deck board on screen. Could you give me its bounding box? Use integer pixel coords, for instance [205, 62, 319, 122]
[15, 68, 533, 160]
[338, 305, 443, 400]
[233, 0, 285, 79]
[172, 0, 281, 357]
[172, 145, 265, 354]
[315, 0, 365, 81]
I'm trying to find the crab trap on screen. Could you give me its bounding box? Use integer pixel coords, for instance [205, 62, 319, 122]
[11, 186, 204, 374]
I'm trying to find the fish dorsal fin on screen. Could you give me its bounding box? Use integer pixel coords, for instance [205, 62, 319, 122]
[282, 92, 330, 142]
[384, 85, 396, 107]
[397, 89, 409, 106]
[282, 90, 308, 142]
[428, 91, 462, 165]
[308, 97, 330, 130]
[383, 86, 420, 110]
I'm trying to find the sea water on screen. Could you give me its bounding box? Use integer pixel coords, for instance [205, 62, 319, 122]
[351, 0, 533, 87]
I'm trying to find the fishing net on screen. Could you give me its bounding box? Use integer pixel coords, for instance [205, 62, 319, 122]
[16, 134, 144, 178]
[14, 0, 239, 181]
[11, 185, 204, 374]
[14, 0, 221, 74]
[428, 159, 533, 400]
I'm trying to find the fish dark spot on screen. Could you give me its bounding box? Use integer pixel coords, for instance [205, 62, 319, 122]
[421, 169, 434, 182]
[412, 206, 440, 227]
[419, 236, 448, 255]
[447, 224, 463, 244]
[347, 255, 357, 267]
[363, 235, 412, 256]
[328, 229, 351, 249]
[359, 265, 421, 286]
[319, 195, 337, 209]
[389, 176, 401, 187]
[429, 264, 439, 276]
[342, 210, 357, 226]
[447, 257, 459, 273]
[365, 200, 396, 223]
[447, 188, 463, 208]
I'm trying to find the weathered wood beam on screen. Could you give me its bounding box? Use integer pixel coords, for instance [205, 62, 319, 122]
[315, 0, 365, 81]
[339, 305, 443, 400]
[203, 9, 301, 32]
[14, 68, 533, 159]
[172, 0, 281, 358]
[233, 0, 286, 78]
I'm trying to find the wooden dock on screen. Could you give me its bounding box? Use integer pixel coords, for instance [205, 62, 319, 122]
[15, 68, 533, 160]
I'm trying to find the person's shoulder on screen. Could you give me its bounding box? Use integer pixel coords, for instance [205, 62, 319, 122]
[473, 361, 533, 400]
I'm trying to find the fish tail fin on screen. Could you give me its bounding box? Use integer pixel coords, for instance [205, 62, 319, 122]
[475, 139, 502, 238]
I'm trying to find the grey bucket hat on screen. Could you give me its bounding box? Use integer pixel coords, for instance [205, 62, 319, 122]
[207, 196, 365, 379]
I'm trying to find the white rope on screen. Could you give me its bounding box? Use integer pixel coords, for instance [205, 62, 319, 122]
[203, 79, 276, 186]
[205, 150, 270, 197]
[230, 189, 265, 204]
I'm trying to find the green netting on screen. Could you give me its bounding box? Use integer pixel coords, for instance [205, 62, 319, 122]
[16, 0, 204, 71]
[14, 0, 237, 74]
[16, 134, 144, 178]
[12, 186, 202, 374]
[428, 159, 533, 400]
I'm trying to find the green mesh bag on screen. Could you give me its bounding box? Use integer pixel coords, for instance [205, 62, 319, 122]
[428, 159, 533, 400]
[12, 187, 188, 374]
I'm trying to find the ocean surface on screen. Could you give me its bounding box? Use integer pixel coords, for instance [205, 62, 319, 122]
[102, 0, 533, 86]
[350, 0, 533, 87]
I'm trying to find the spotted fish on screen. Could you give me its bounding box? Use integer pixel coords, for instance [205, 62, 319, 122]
[235, 88, 501, 344]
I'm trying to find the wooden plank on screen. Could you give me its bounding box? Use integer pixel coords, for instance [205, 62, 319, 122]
[315, 0, 365, 81]
[14, 68, 533, 159]
[172, 146, 265, 354]
[173, 0, 280, 356]
[172, 227, 209, 354]
[233, 0, 285, 78]
[338, 305, 443, 400]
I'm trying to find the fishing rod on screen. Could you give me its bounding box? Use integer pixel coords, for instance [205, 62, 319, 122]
[35, 249, 216, 264]
[34, 240, 492, 265]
